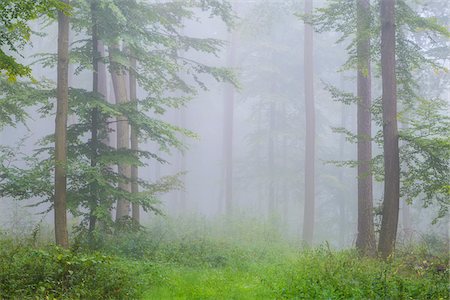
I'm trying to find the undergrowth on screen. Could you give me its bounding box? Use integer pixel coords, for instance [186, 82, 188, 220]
[0, 216, 448, 299]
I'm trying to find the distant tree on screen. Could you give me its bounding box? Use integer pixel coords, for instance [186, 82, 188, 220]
[129, 53, 139, 223]
[222, 28, 237, 216]
[54, 0, 70, 248]
[303, 0, 315, 246]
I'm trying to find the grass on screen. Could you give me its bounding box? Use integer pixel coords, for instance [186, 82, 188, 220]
[1, 217, 449, 299]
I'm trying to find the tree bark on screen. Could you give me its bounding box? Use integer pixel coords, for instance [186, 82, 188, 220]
[223, 29, 236, 216]
[129, 54, 140, 223]
[109, 44, 131, 222]
[54, 0, 69, 248]
[378, 0, 400, 259]
[355, 0, 376, 256]
[88, 1, 100, 237]
[268, 102, 275, 215]
[303, 0, 315, 245]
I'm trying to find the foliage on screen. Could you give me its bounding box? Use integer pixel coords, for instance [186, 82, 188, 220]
[1, 217, 448, 299]
[0, 0, 70, 81]
[0, 76, 52, 129]
[0, 0, 236, 240]
[400, 98, 450, 223]
[0, 240, 152, 299]
[313, 0, 450, 222]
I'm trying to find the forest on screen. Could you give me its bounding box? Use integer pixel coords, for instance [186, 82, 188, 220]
[0, 0, 449, 299]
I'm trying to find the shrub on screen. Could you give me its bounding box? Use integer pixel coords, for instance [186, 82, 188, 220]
[0, 240, 150, 299]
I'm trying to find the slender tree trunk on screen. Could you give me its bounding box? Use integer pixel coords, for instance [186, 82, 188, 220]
[400, 115, 411, 239]
[223, 30, 236, 216]
[338, 101, 347, 248]
[378, 0, 400, 259]
[281, 103, 289, 230]
[178, 108, 187, 214]
[88, 1, 100, 237]
[129, 54, 140, 223]
[54, 0, 69, 248]
[303, 0, 315, 245]
[268, 102, 275, 215]
[109, 44, 131, 222]
[355, 0, 376, 256]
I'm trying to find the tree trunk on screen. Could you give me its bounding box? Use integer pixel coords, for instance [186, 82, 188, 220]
[378, 0, 400, 259]
[303, 0, 315, 245]
[355, 0, 376, 256]
[54, 0, 69, 248]
[109, 44, 131, 222]
[223, 30, 236, 216]
[268, 102, 275, 215]
[88, 1, 100, 237]
[338, 99, 347, 248]
[129, 54, 140, 223]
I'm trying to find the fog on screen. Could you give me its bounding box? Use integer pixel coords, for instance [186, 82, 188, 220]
[1, 0, 448, 249]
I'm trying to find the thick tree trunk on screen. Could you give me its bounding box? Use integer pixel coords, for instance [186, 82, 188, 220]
[378, 0, 400, 259]
[109, 44, 131, 222]
[54, 0, 69, 248]
[129, 54, 140, 223]
[303, 0, 315, 245]
[355, 0, 376, 256]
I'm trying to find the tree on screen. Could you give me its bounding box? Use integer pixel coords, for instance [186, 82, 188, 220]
[223, 29, 237, 216]
[54, 0, 70, 248]
[355, 0, 376, 256]
[378, 0, 400, 259]
[129, 53, 139, 223]
[303, 0, 315, 245]
[108, 43, 132, 222]
[0, 0, 235, 244]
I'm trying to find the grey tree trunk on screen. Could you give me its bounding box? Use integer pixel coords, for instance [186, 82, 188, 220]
[268, 102, 275, 215]
[223, 30, 236, 216]
[109, 44, 131, 222]
[303, 0, 315, 245]
[54, 0, 70, 248]
[129, 54, 140, 223]
[338, 101, 347, 248]
[355, 0, 376, 256]
[378, 0, 400, 259]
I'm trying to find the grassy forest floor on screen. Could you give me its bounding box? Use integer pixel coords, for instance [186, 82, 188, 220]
[0, 217, 448, 299]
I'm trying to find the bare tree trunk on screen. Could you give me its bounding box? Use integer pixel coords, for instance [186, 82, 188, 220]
[378, 0, 400, 259]
[109, 44, 131, 222]
[281, 103, 289, 230]
[303, 0, 315, 245]
[54, 0, 69, 248]
[338, 100, 347, 248]
[268, 102, 275, 215]
[223, 30, 236, 216]
[129, 54, 140, 223]
[178, 108, 187, 213]
[355, 0, 376, 256]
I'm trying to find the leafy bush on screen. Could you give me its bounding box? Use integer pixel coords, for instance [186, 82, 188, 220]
[0, 240, 151, 299]
[265, 247, 449, 299]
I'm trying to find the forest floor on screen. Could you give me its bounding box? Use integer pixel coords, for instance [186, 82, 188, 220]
[1, 217, 449, 299]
